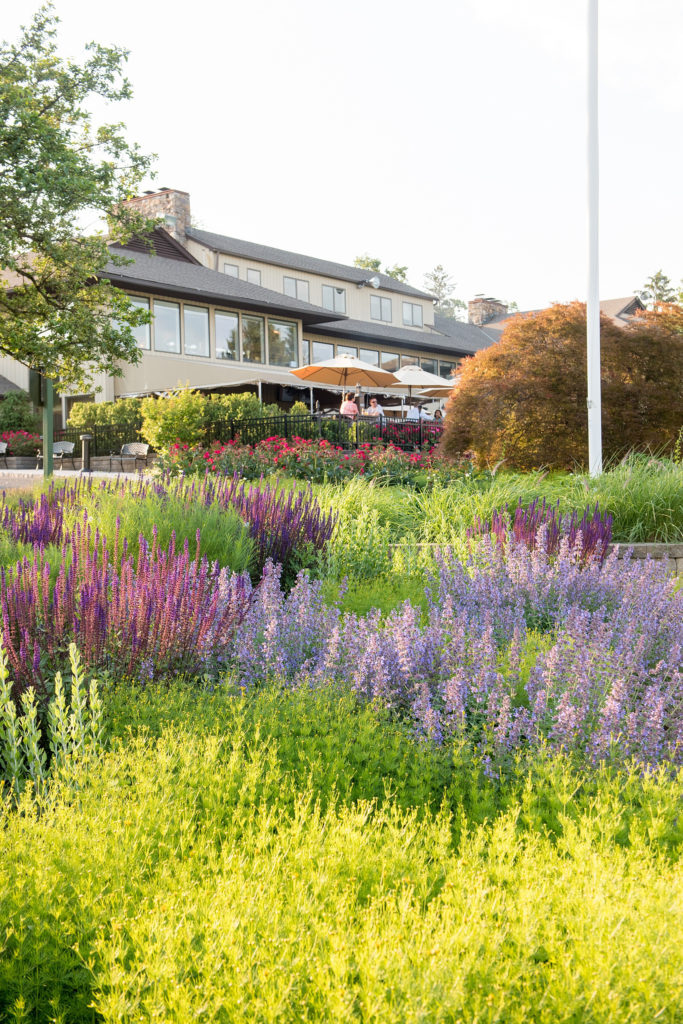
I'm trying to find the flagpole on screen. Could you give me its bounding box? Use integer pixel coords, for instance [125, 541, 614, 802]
[587, 0, 602, 476]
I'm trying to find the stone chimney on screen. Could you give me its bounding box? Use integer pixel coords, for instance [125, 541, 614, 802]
[468, 296, 508, 326]
[124, 188, 191, 242]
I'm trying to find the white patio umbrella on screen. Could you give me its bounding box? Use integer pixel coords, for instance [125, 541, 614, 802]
[385, 364, 453, 400]
[291, 353, 399, 389]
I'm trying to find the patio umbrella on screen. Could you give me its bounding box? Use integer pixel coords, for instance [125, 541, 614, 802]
[291, 353, 399, 389]
[385, 364, 454, 400]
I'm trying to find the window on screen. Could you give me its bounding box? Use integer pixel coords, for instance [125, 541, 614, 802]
[440, 359, 460, 379]
[153, 300, 181, 353]
[183, 305, 210, 357]
[401, 355, 419, 368]
[268, 319, 298, 367]
[216, 310, 240, 361]
[283, 276, 310, 302]
[420, 357, 437, 375]
[302, 339, 310, 364]
[129, 297, 150, 350]
[247, 268, 261, 286]
[322, 285, 346, 313]
[337, 345, 357, 358]
[370, 295, 392, 322]
[242, 315, 265, 363]
[311, 341, 334, 363]
[403, 302, 423, 327]
[223, 264, 239, 278]
[381, 351, 399, 372]
[359, 348, 379, 366]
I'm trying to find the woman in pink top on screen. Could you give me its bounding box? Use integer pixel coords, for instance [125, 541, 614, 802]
[340, 392, 359, 418]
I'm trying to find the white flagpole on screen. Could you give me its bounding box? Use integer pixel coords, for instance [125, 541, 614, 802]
[587, 0, 602, 476]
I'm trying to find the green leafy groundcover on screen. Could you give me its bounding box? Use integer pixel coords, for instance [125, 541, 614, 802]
[1, 685, 682, 1023]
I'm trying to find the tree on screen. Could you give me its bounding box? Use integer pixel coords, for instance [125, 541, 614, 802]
[441, 302, 683, 471]
[637, 270, 677, 309]
[0, 5, 154, 392]
[385, 264, 408, 282]
[354, 255, 382, 273]
[423, 265, 466, 321]
[354, 255, 408, 282]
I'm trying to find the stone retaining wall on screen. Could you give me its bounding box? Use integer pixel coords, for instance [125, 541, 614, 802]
[2, 456, 156, 473]
[608, 543, 683, 578]
[388, 541, 683, 578]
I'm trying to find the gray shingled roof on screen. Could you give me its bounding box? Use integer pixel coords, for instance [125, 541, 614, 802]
[186, 227, 435, 300]
[101, 249, 346, 325]
[433, 315, 497, 352]
[307, 316, 493, 357]
[0, 375, 23, 396]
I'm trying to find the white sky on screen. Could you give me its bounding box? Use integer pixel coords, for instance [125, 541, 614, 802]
[8, 0, 683, 310]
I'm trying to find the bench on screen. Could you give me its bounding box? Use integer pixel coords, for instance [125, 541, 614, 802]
[36, 440, 76, 470]
[110, 442, 150, 473]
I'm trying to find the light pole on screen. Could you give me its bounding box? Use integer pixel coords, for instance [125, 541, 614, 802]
[587, 0, 602, 476]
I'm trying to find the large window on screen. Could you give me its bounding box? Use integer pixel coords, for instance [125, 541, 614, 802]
[247, 268, 261, 286]
[401, 355, 419, 367]
[183, 305, 210, 357]
[359, 348, 379, 366]
[215, 310, 240, 361]
[153, 300, 181, 353]
[381, 351, 399, 372]
[337, 345, 357, 358]
[223, 264, 239, 278]
[242, 315, 265, 363]
[420, 357, 437, 375]
[311, 341, 334, 363]
[440, 359, 460, 379]
[129, 297, 150, 349]
[403, 302, 423, 327]
[283, 276, 310, 302]
[268, 319, 298, 367]
[322, 285, 346, 313]
[370, 295, 392, 322]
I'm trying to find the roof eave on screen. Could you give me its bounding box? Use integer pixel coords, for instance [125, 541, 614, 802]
[98, 270, 346, 325]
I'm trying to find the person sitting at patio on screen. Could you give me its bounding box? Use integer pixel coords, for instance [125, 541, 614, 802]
[366, 397, 384, 417]
[340, 391, 359, 418]
[406, 403, 420, 420]
[433, 408, 443, 421]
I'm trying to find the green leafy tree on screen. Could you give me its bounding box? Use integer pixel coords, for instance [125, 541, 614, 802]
[354, 255, 382, 273]
[0, 5, 154, 392]
[637, 270, 676, 309]
[354, 255, 408, 282]
[423, 265, 466, 321]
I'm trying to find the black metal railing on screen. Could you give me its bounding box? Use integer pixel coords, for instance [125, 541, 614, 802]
[208, 414, 443, 451]
[55, 414, 443, 458]
[54, 424, 144, 457]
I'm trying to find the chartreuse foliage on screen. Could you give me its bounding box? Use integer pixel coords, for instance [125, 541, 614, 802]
[0, 686, 681, 1022]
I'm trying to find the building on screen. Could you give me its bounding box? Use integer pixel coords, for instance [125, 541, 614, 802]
[476, 295, 646, 341]
[0, 187, 498, 423]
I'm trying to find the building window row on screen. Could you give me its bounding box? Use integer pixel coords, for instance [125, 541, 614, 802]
[129, 297, 298, 367]
[220, 264, 428, 330]
[302, 338, 460, 379]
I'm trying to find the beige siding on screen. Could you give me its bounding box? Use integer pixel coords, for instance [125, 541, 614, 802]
[184, 238, 435, 330]
[0, 356, 29, 391]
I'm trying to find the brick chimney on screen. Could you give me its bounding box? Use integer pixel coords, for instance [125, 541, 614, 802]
[468, 296, 508, 326]
[124, 188, 191, 242]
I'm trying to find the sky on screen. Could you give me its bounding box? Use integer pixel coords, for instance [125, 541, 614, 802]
[7, 0, 683, 311]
